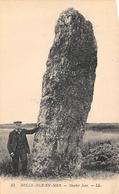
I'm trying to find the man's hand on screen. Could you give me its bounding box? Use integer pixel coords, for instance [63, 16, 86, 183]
[35, 122, 41, 130]
[10, 152, 14, 158]
[36, 122, 41, 127]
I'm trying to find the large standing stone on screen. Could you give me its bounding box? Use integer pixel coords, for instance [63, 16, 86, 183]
[31, 8, 97, 177]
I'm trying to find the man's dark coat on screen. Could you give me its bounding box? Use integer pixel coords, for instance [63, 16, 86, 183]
[7, 128, 38, 154]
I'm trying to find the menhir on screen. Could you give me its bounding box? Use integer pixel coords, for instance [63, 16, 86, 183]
[31, 8, 97, 177]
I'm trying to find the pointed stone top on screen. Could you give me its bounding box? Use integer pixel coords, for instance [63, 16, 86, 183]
[58, 8, 85, 23]
[55, 8, 86, 35]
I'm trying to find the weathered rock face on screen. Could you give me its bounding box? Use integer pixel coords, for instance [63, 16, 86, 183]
[31, 8, 97, 177]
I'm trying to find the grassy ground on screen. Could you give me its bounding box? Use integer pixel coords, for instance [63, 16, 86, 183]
[82, 129, 119, 175]
[0, 127, 119, 178]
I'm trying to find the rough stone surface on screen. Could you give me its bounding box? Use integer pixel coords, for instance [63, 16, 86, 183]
[31, 8, 97, 177]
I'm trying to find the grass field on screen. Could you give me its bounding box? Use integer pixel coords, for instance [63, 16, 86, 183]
[0, 125, 119, 178]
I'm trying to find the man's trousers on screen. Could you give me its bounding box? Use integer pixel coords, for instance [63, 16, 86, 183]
[12, 148, 27, 176]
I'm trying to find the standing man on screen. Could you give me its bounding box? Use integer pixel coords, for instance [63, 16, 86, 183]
[7, 121, 39, 176]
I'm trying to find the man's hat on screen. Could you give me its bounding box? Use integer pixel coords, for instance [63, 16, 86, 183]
[13, 121, 22, 124]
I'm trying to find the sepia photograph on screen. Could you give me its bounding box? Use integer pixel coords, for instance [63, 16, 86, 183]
[0, 0, 119, 194]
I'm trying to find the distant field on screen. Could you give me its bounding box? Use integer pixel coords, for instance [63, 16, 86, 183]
[84, 130, 119, 144]
[87, 123, 119, 132]
[0, 123, 36, 129]
[1, 122, 119, 132]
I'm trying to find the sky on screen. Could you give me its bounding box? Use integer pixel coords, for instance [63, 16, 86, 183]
[0, 0, 119, 124]
[117, 0, 119, 18]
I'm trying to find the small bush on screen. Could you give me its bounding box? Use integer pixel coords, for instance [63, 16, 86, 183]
[83, 142, 119, 172]
[0, 158, 12, 175]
